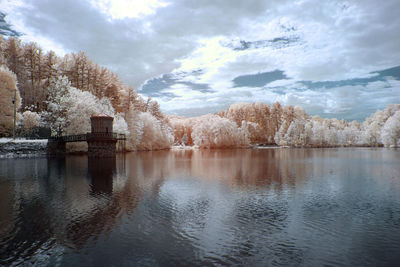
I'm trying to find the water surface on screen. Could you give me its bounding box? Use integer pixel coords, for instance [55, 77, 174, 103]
[1, 148, 400, 266]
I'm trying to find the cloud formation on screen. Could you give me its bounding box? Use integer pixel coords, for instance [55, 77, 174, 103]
[1, 0, 400, 119]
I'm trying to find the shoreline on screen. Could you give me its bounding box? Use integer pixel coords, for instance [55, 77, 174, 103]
[0, 139, 394, 159]
[0, 138, 48, 159]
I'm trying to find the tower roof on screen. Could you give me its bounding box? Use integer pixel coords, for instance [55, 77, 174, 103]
[91, 113, 113, 119]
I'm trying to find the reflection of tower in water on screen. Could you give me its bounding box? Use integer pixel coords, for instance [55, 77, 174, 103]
[88, 157, 116, 194]
[64, 155, 128, 249]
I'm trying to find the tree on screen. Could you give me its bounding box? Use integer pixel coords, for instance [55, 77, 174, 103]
[191, 114, 250, 149]
[63, 88, 115, 135]
[361, 121, 381, 146]
[125, 109, 144, 150]
[168, 115, 195, 145]
[223, 102, 273, 144]
[381, 111, 400, 147]
[148, 100, 164, 121]
[23, 42, 42, 109]
[270, 101, 282, 132]
[41, 76, 73, 135]
[136, 112, 173, 150]
[0, 66, 21, 136]
[281, 120, 306, 147]
[224, 102, 248, 127]
[0, 36, 6, 65]
[43, 50, 59, 89]
[3, 38, 24, 78]
[21, 110, 40, 135]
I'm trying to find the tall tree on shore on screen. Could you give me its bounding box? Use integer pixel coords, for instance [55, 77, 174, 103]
[3, 38, 24, 78]
[41, 76, 72, 135]
[23, 42, 44, 110]
[0, 66, 21, 136]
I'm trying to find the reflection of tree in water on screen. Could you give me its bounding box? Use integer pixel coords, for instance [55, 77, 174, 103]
[131, 149, 307, 265]
[146, 149, 312, 190]
[0, 158, 54, 265]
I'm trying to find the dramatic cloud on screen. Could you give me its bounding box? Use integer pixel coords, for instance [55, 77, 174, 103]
[1, 0, 400, 119]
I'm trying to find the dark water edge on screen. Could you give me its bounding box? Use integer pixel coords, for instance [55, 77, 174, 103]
[1, 147, 400, 266]
[0, 141, 48, 159]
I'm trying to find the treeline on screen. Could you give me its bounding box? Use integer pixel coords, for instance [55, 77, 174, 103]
[169, 102, 400, 148]
[0, 37, 171, 151]
[0, 36, 162, 115]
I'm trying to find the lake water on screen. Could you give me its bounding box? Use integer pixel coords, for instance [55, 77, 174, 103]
[1, 148, 400, 266]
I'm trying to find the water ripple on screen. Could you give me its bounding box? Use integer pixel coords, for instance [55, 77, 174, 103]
[1, 148, 400, 266]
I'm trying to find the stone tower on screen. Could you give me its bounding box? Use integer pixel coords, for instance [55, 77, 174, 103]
[87, 114, 117, 157]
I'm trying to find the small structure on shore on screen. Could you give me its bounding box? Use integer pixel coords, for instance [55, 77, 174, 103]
[87, 114, 117, 157]
[48, 114, 126, 157]
[90, 114, 113, 134]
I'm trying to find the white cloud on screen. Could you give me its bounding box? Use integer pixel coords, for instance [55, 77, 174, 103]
[90, 0, 170, 20]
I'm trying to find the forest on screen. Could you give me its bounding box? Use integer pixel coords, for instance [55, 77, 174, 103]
[1, 36, 399, 150]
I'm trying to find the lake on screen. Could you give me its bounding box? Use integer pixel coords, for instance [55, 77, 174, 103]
[1, 148, 400, 266]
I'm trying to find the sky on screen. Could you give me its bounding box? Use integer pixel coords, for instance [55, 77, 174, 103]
[1, 0, 400, 120]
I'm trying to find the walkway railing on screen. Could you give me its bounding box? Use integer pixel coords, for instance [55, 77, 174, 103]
[49, 132, 126, 142]
[87, 132, 126, 140]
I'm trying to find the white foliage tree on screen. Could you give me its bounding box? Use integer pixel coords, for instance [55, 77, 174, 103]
[381, 111, 400, 147]
[280, 120, 307, 147]
[42, 76, 72, 135]
[361, 121, 381, 146]
[21, 110, 40, 134]
[0, 66, 21, 136]
[311, 120, 325, 146]
[191, 114, 250, 149]
[125, 109, 144, 150]
[64, 87, 114, 135]
[113, 113, 129, 135]
[43, 75, 128, 136]
[324, 125, 338, 146]
[136, 112, 173, 151]
[168, 115, 195, 145]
